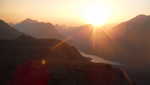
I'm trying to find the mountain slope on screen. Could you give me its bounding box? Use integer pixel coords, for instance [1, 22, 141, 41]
[107, 15, 150, 85]
[110, 15, 150, 64]
[0, 20, 21, 39]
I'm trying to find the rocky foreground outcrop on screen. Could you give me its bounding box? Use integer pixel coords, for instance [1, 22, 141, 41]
[0, 39, 133, 85]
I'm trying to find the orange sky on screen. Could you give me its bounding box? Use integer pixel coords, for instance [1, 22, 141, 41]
[0, 0, 150, 26]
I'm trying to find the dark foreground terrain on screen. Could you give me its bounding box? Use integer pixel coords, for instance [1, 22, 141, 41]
[0, 39, 133, 85]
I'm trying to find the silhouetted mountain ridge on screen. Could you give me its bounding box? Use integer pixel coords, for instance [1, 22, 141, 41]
[0, 19, 133, 85]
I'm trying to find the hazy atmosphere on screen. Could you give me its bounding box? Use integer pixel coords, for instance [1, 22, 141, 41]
[0, 0, 150, 85]
[1, 0, 150, 25]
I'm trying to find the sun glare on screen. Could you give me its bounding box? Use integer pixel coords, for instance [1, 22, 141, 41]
[82, 5, 111, 27]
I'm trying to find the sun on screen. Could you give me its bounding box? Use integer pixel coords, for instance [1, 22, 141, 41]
[82, 5, 111, 27]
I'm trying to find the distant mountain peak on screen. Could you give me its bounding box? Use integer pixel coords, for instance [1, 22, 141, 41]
[21, 18, 39, 24]
[134, 14, 148, 19]
[135, 14, 147, 17]
[15, 19, 62, 39]
[130, 14, 150, 22]
[20, 18, 54, 26]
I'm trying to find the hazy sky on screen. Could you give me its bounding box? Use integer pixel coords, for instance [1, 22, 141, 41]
[0, 0, 150, 25]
